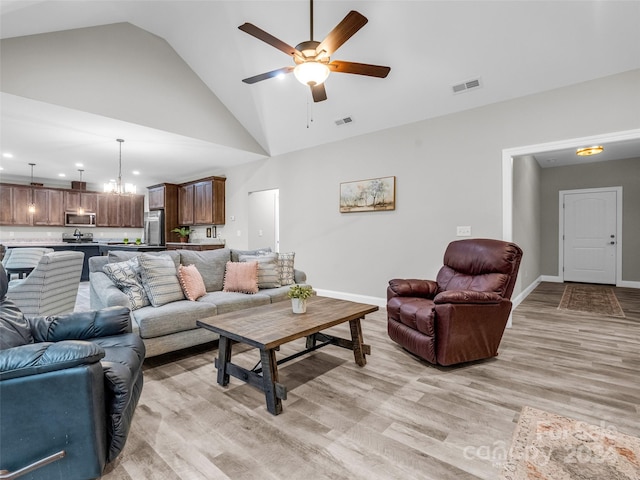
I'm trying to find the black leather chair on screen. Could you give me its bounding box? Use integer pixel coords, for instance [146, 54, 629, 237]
[0, 264, 145, 480]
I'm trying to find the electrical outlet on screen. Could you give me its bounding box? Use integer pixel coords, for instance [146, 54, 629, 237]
[236, 230, 241, 237]
[258, 229, 263, 237]
[456, 226, 471, 236]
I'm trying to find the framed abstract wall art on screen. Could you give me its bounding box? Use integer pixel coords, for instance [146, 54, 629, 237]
[339, 176, 396, 213]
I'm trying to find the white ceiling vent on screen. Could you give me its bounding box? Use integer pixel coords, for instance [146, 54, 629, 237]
[335, 116, 354, 126]
[452, 78, 482, 94]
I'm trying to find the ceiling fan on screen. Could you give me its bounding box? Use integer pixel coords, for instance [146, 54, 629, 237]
[238, 0, 391, 102]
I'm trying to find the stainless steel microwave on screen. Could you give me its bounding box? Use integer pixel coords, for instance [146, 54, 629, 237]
[65, 211, 97, 227]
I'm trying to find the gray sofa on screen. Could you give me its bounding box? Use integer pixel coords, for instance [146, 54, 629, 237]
[89, 248, 308, 357]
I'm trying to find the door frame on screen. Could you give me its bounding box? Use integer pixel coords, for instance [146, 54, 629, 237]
[558, 186, 622, 285]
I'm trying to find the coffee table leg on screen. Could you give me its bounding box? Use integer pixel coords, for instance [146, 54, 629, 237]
[217, 336, 232, 386]
[349, 318, 367, 366]
[259, 348, 282, 415]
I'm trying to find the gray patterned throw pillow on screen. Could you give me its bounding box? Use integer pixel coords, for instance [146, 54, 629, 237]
[239, 253, 281, 289]
[103, 257, 150, 310]
[138, 253, 185, 307]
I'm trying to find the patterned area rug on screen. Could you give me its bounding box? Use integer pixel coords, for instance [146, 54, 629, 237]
[500, 406, 640, 479]
[558, 284, 625, 317]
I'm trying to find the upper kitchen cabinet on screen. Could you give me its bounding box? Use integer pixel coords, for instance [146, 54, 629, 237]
[148, 183, 178, 211]
[178, 183, 195, 225]
[97, 194, 144, 228]
[64, 191, 98, 213]
[0, 184, 32, 226]
[96, 194, 120, 227]
[32, 188, 64, 226]
[178, 177, 225, 226]
[120, 195, 144, 228]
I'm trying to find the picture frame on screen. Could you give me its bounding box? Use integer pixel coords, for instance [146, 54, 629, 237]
[340, 176, 396, 213]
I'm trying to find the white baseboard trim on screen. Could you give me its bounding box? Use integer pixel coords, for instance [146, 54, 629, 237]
[315, 289, 387, 309]
[540, 275, 563, 283]
[512, 278, 541, 309]
[618, 280, 640, 289]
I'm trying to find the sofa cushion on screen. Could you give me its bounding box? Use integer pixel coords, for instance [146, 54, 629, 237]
[256, 285, 294, 304]
[278, 252, 296, 286]
[138, 253, 185, 307]
[239, 253, 281, 289]
[223, 261, 258, 294]
[133, 300, 217, 338]
[198, 291, 271, 314]
[179, 248, 230, 292]
[102, 257, 150, 310]
[178, 264, 207, 301]
[230, 247, 271, 263]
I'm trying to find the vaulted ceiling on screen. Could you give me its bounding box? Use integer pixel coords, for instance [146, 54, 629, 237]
[1, 1, 639, 189]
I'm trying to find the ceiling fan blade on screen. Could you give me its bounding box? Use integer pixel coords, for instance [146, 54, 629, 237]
[328, 60, 390, 78]
[311, 83, 327, 102]
[316, 11, 368, 57]
[242, 66, 294, 84]
[238, 23, 301, 57]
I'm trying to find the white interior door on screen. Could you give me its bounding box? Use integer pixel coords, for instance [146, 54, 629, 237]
[562, 189, 617, 284]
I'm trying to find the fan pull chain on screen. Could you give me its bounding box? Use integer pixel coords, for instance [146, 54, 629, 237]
[306, 97, 314, 129]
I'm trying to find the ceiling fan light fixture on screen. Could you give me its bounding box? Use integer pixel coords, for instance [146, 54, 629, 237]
[294, 61, 330, 86]
[576, 145, 604, 156]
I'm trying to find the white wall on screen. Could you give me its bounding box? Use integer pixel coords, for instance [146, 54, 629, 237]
[217, 69, 640, 302]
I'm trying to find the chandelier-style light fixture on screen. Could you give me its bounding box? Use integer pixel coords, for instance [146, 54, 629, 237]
[27, 163, 36, 214]
[104, 138, 136, 194]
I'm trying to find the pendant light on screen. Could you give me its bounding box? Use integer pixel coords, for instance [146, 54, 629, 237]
[104, 138, 136, 194]
[77, 169, 85, 215]
[27, 163, 36, 214]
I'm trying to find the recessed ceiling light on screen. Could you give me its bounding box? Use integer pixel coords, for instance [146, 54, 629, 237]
[2, 153, 14, 158]
[75, 162, 84, 167]
[576, 145, 604, 156]
[58, 173, 66, 177]
[132, 170, 140, 175]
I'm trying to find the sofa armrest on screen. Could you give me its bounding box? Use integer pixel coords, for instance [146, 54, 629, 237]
[294, 269, 307, 284]
[89, 271, 130, 310]
[387, 279, 439, 300]
[434, 290, 503, 304]
[28, 307, 132, 343]
[0, 341, 105, 381]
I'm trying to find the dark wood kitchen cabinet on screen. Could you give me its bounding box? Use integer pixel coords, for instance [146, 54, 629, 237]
[0, 184, 31, 226]
[120, 195, 144, 228]
[178, 183, 195, 225]
[96, 194, 144, 228]
[31, 188, 64, 226]
[64, 191, 98, 213]
[178, 177, 225, 226]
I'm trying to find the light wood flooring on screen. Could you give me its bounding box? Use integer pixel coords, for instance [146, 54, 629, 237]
[85, 282, 639, 480]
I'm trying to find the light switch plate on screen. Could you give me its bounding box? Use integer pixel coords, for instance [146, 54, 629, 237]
[456, 226, 471, 236]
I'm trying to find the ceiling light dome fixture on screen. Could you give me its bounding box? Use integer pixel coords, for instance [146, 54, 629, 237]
[294, 61, 330, 86]
[576, 145, 604, 156]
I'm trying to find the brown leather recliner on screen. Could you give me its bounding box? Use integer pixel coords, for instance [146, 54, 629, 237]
[387, 238, 523, 366]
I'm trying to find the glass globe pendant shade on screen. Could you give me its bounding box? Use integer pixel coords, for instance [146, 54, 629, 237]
[294, 61, 330, 86]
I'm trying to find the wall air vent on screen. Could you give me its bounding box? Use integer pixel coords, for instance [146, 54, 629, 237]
[335, 116, 354, 126]
[452, 78, 482, 94]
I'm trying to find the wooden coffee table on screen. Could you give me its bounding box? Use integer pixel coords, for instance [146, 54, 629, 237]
[197, 296, 379, 415]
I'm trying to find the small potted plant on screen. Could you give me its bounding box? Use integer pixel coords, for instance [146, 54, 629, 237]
[171, 226, 191, 243]
[123, 237, 129, 245]
[288, 285, 313, 314]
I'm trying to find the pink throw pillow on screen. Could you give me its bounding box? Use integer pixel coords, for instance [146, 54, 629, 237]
[178, 264, 207, 301]
[223, 261, 258, 294]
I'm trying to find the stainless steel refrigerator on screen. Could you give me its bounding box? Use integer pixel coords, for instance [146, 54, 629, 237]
[144, 211, 164, 245]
